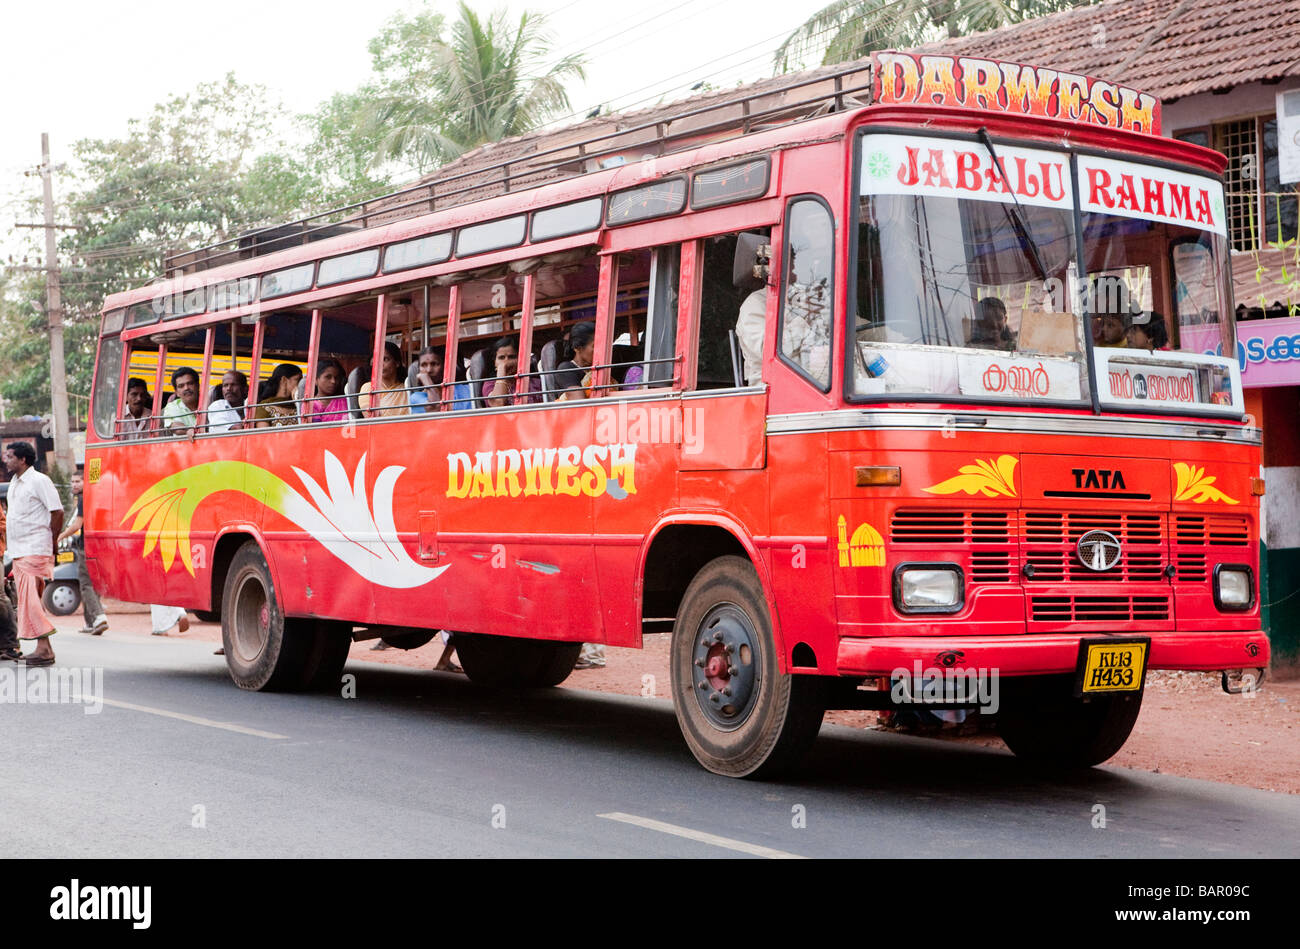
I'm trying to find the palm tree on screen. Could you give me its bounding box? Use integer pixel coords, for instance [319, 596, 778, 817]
[774, 0, 1098, 73]
[369, 2, 585, 172]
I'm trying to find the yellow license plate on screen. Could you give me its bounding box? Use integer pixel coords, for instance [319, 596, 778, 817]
[56, 551, 75, 564]
[1078, 640, 1147, 694]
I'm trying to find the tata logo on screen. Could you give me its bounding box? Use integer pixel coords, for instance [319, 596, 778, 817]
[1077, 530, 1122, 571]
[1072, 468, 1127, 490]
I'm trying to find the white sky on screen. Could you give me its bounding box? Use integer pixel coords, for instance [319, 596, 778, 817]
[1, 0, 829, 249]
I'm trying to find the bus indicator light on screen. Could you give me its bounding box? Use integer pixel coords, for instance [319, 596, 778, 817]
[854, 466, 900, 487]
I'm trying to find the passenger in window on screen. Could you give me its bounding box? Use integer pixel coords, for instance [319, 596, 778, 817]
[1093, 311, 1130, 348]
[207, 370, 249, 432]
[553, 321, 596, 401]
[968, 297, 1016, 352]
[359, 341, 410, 417]
[1127, 312, 1169, 351]
[253, 364, 303, 427]
[483, 336, 542, 406]
[735, 288, 766, 385]
[409, 347, 444, 414]
[118, 377, 153, 439]
[306, 358, 348, 422]
[163, 367, 202, 434]
[1091, 276, 1134, 348]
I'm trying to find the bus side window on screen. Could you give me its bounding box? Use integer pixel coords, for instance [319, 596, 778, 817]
[92, 335, 125, 441]
[205, 320, 254, 432]
[533, 249, 602, 402]
[252, 309, 312, 426]
[121, 341, 162, 439]
[643, 245, 680, 388]
[779, 199, 833, 390]
[696, 229, 771, 390]
[608, 250, 650, 393]
[311, 304, 375, 423]
[456, 273, 531, 408]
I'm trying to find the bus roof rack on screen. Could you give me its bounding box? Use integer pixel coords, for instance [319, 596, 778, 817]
[164, 59, 877, 276]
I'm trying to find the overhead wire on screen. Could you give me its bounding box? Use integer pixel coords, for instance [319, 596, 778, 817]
[14, 1, 912, 271]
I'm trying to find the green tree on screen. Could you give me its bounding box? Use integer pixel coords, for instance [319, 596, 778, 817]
[367, 2, 586, 171]
[302, 89, 394, 207]
[1, 75, 319, 415]
[774, 0, 1099, 72]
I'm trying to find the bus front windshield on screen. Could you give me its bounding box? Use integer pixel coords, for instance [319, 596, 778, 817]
[851, 132, 1236, 408]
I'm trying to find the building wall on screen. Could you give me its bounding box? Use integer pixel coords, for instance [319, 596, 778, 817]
[1164, 82, 1300, 670]
[1163, 79, 1300, 134]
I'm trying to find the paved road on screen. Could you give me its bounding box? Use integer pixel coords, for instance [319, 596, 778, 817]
[4, 633, 1298, 858]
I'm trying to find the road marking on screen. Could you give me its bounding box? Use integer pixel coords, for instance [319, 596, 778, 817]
[99, 698, 288, 740]
[598, 812, 805, 859]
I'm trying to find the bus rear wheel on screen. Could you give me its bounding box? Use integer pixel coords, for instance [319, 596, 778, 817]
[222, 541, 315, 692]
[455, 633, 582, 688]
[670, 556, 824, 778]
[996, 674, 1143, 768]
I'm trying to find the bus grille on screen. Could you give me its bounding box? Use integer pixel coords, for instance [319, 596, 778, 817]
[1173, 514, 1249, 546]
[1030, 595, 1171, 622]
[890, 509, 1011, 544]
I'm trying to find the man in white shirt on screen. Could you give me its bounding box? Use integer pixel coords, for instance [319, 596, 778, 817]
[206, 370, 248, 432]
[117, 377, 153, 439]
[735, 288, 767, 386]
[3, 442, 64, 665]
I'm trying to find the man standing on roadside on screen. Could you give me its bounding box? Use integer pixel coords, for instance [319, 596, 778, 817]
[0, 499, 21, 662]
[3, 442, 65, 666]
[56, 470, 109, 636]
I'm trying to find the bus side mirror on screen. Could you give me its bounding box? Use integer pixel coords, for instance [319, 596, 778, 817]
[733, 232, 770, 291]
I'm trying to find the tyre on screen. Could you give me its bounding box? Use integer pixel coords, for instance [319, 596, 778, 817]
[42, 580, 81, 617]
[456, 633, 582, 688]
[379, 630, 435, 650]
[670, 555, 825, 778]
[996, 674, 1143, 768]
[220, 541, 312, 692]
[298, 620, 353, 692]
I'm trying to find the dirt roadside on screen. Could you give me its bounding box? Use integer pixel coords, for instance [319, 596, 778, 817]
[86, 602, 1299, 794]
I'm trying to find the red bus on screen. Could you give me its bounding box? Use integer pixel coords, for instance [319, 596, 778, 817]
[84, 52, 1267, 777]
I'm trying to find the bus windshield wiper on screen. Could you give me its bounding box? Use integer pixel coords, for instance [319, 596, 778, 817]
[977, 127, 1051, 284]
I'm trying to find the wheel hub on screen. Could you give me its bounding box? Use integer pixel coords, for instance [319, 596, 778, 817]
[232, 574, 270, 662]
[691, 605, 759, 730]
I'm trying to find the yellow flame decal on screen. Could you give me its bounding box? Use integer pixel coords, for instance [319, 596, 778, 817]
[923, 455, 1019, 498]
[1173, 462, 1239, 505]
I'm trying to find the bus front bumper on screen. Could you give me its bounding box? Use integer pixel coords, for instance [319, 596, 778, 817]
[835, 630, 1270, 677]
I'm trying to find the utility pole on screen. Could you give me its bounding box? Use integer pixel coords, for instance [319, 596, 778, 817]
[38, 132, 74, 474]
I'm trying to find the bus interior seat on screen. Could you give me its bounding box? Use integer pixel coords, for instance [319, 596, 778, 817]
[611, 343, 644, 384]
[466, 348, 491, 408]
[345, 365, 368, 419]
[539, 338, 563, 401]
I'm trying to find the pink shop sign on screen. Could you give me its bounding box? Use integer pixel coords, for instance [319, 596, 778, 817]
[1182, 316, 1300, 387]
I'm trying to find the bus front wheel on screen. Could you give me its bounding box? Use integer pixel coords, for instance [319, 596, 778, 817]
[670, 556, 825, 778]
[996, 674, 1143, 768]
[221, 541, 314, 692]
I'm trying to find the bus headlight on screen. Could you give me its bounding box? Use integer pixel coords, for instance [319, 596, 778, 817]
[893, 564, 964, 614]
[1214, 565, 1254, 611]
